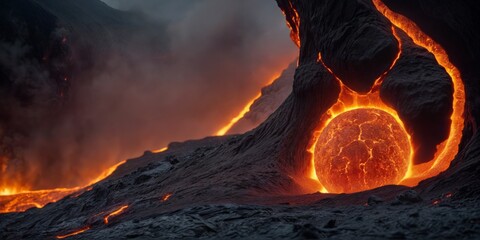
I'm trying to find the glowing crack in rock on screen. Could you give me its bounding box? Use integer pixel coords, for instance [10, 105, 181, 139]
[103, 205, 129, 224]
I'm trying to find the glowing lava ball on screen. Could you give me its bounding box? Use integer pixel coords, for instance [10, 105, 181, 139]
[315, 108, 411, 193]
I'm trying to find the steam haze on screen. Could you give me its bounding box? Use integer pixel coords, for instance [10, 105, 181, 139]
[1, 0, 297, 190]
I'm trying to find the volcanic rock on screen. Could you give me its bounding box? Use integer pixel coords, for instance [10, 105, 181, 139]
[394, 190, 423, 204]
[1, 0, 480, 239]
[292, 0, 399, 93]
[367, 195, 385, 206]
[380, 29, 453, 164]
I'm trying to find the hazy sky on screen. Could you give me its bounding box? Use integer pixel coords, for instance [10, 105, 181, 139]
[3, 0, 298, 190]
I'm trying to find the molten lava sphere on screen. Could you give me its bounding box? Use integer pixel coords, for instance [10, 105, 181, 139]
[315, 108, 411, 193]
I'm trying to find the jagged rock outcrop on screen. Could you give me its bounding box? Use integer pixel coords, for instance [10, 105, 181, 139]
[1, 0, 479, 239]
[380, 30, 453, 164]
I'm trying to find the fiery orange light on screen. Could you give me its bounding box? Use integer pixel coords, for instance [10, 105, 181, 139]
[298, 1, 465, 193]
[315, 108, 411, 193]
[103, 205, 129, 224]
[0, 159, 127, 213]
[215, 94, 261, 136]
[0, 187, 82, 213]
[87, 160, 127, 186]
[161, 193, 173, 202]
[152, 147, 168, 153]
[308, 26, 413, 193]
[215, 72, 283, 136]
[56, 226, 90, 239]
[281, 1, 301, 47]
[372, 0, 465, 185]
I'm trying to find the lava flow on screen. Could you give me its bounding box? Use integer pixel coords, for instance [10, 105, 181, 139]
[56, 226, 91, 239]
[372, 0, 465, 186]
[280, 0, 466, 193]
[215, 72, 284, 136]
[0, 146, 173, 214]
[161, 193, 173, 202]
[104, 205, 129, 224]
[0, 159, 128, 213]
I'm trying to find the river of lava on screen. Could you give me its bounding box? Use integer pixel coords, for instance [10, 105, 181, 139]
[371, 0, 465, 186]
[103, 205, 129, 224]
[0, 159, 128, 213]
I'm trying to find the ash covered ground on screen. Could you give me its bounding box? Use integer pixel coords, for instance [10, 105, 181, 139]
[1, 0, 480, 239]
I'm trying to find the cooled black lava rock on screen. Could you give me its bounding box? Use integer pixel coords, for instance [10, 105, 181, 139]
[395, 190, 423, 204]
[380, 29, 453, 164]
[1, 0, 480, 239]
[297, 0, 399, 93]
[367, 195, 385, 206]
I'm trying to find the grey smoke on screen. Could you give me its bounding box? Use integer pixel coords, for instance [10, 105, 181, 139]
[4, 0, 297, 189]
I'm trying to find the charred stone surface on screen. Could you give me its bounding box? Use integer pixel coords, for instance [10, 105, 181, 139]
[290, 0, 399, 93]
[382, 0, 480, 201]
[1, 0, 480, 239]
[250, 61, 340, 181]
[384, 0, 480, 133]
[380, 29, 453, 164]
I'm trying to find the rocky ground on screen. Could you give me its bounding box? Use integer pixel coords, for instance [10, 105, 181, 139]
[0, 134, 479, 239]
[69, 200, 480, 239]
[1, 0, 480, 239]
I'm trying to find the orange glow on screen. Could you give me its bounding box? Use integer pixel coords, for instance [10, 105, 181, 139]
[152, 147, 168, 153]
[215, 72, 283, 136]
[87, 160, 126, 186]
[161, 193, 173, 202]
[0, 160, 127, 213]
[315, 108, 411, 193]
[281, 1, 301, 47]
[0, 187, 81, 213]
[103, 205, 129, 224]
[215, 93, 261, 136]
[304, 1, 465, 193]
[56, 226, 90, 239]
[372, 0, 465, 185]
[307, 26, 407, 193]
[308, 27, 413, 192]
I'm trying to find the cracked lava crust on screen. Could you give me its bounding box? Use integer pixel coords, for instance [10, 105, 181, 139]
[315, 108, 411, 193]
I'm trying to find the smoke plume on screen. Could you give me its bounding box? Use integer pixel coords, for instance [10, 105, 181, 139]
[0, 0, 297, 190]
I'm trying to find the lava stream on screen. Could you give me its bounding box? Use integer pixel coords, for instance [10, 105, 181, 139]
[215, 72, 284, 136]
[104, 205, 129, 224]
[372, 0, 465, 185]
[0, 148, 168, 213]
[56, 226, 91, 239]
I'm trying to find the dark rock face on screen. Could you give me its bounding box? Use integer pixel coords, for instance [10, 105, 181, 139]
[380, 29, 453, 164]
[382, 0, 480, 199]
[296, 0, 399, 93]
[1, 0, 480, 239]
[384, 0, 480, 131]
[394, 190, 423, 204]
